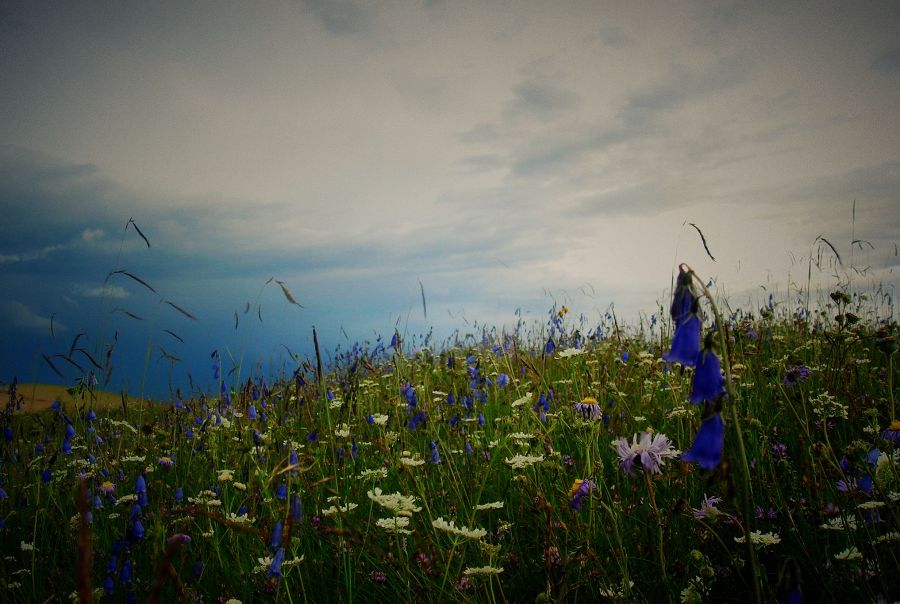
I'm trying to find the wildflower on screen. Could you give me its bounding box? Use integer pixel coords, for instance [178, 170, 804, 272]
[689, 339, 725, 404]
[367, 488, 421, 515]
[157, 456, 174, 468]
[504, 454, 544, 470]
[496, 373, 510, 388]
[271, 520, 283, 548]
[269, 547, 285, 577]
[545, 337, 556, 356]
[573, 397, 602, 420]
[772, 443, 788, 461]
[275, 483, 287, 500]
[217, 469, 234, 482]
[691, 494, 723, 520]
[100, 481, 116, 496]
[463, 565, 504, 576]
[881, 420, 900, 444]
[734, 530, 781, 547]
[833, 546, 862, 561]
[371, 570, 387, 583]
[670, 266, 697, 324]
[682, 411, 725, 470]
[376, 516, 412, 534]
[290, 495, 303, 521]
[783, 364, 812, 387]
[248, 404, 257, 420]
[614, 431, 678, 476]
[568, 478, 595, 510]
[432, 517, 487, 540]
[474, 501, 504, 511]
[131, 519, 145, 540]
[664, 314, 702, 366]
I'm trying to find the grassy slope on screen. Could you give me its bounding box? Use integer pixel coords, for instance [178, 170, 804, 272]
[8, 382, 155, 414]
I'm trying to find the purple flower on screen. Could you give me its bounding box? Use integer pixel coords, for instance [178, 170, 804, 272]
[670, 266, 697, 325]
[682, 412, 725, 470]
[573, 398, 601, 420]
[615, 431, 678, 476]
[690, 347, 725, 404]
[664, 314, 702, 366]
[430, 441, 441, 464]
[568, 479, 596, 510]
[691, 494, 723, 519]
[882, 420, 900, 444]
[783, 364, 812, 387]
[271, 520, 283, 549]
[269, 547, 285, 577]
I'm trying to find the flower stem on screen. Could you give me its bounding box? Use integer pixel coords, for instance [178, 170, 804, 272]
[685, 264, 763, 604]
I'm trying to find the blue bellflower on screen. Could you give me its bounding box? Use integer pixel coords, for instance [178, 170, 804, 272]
[690, 346, 725, 404]
[682, 412, 725, 470]
[664, 314, 702, 366]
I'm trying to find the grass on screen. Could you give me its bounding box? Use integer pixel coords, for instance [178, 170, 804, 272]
[0, 264, 898, 604]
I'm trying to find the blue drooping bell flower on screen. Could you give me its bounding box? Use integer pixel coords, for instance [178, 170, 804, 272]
[271, 520, 283, 549]
[269, 547, 285, 577]
[275, 483, 287, 500]
[4, 426, 13, 442]
[41, 467, 53, 484]
[545, 337, 556, 356]
[670, 266, 697, 326]
[248, 404, 257, 420]
[132, 519, 145, 540]
[62, 437, 72, 455]
[290, 495, 303, 522]
[430, 441, 441, 464]
[682, 412, 725, 470]
[690, 343, 725, 405]
[664, 313, 702, 366]
[120, 559, 133, 584]
[103, 575, 115, 595]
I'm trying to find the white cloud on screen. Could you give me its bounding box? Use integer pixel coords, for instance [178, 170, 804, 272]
[81, 228, 104, 241]
[79, 285, 128, 299]
[0, 301, 57, 332]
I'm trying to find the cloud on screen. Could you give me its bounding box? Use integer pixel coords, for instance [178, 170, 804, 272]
[0, 301, 56, 332]
[508, 80, 578, 121]
[302, 0, 373, 35]
[872, 47, 900, 75]
[80, 286, 129, 299]
[81, 228, 105, 241]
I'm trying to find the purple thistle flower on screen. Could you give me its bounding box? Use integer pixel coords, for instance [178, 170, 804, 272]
[783, 364, 812, 387]
[682, 412, 725, 470]
[615, 431, 678, 476]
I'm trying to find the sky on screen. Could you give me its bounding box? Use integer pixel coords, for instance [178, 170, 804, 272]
[1, 1, 898, 399]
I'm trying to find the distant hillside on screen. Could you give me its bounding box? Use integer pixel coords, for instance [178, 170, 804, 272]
[6, 383, 156, 414]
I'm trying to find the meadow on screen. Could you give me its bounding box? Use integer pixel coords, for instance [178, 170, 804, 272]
[0, 262, 898, 604]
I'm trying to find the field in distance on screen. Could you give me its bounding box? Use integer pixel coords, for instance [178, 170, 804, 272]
[7, 382, 155, 414]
